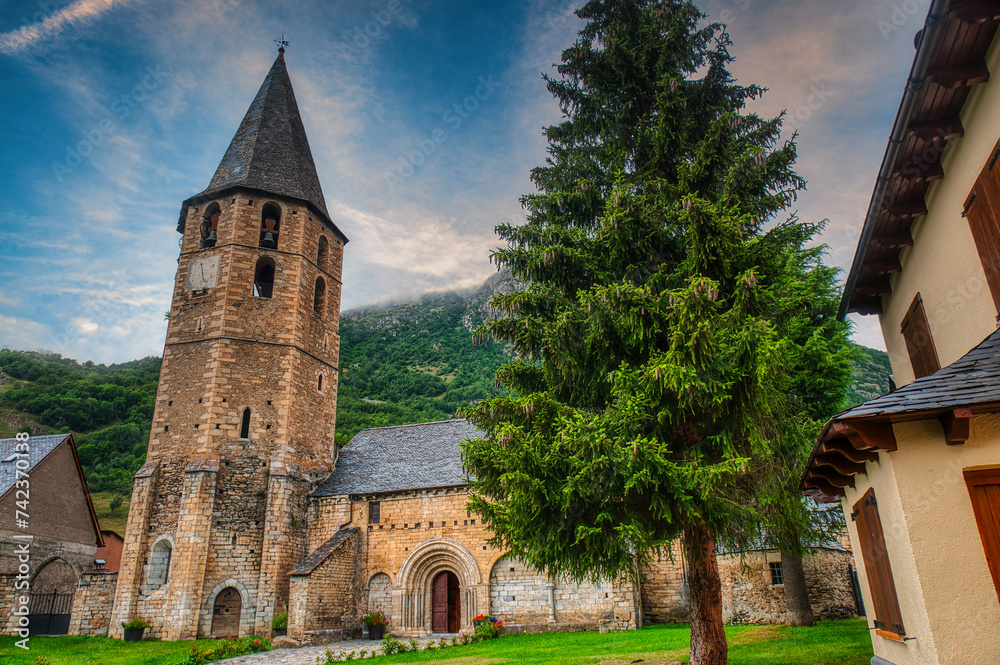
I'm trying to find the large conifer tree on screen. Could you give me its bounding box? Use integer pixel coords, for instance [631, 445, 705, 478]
[462, 2, 850, 662]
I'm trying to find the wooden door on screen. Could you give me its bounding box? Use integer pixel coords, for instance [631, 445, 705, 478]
[447, 574, 461, 633]
[211, 587, 242, 638]
[965, 468, 1000, 601]
[432, 572, 449, 633]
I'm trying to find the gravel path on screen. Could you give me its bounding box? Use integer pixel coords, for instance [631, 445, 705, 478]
[219, 636, 444, 664]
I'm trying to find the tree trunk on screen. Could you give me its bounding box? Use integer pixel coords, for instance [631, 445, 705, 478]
[781, 550, 815, 626]
[683, 519, 727, 665]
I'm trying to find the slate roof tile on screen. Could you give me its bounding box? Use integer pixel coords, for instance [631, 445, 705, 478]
[0, 434, 70, 500]
[312, 419, 480, 497]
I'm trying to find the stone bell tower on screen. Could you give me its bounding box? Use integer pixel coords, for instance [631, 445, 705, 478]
[110, 47, 347, 640]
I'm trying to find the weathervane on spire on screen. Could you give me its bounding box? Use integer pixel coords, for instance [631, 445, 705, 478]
[274, 31, 289, 53]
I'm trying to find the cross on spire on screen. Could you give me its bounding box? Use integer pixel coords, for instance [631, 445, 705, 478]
[274, 31, 289, 53]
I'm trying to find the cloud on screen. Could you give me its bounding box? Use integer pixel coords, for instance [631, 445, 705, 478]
[0, 316, 52, 354]
[0, 0, 135, 55]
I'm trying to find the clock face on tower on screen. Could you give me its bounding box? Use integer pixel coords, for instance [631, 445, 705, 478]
[187, 255, 221, 290]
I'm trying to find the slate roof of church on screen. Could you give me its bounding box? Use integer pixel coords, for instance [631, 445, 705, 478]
[836, 327, 1000, 421]
[181, 50, 346, 241]
[312, 419, 480, 497]
[0, 434, 69, 500]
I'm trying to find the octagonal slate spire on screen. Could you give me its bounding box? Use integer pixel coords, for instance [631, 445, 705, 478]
[187, 50, 337, 231]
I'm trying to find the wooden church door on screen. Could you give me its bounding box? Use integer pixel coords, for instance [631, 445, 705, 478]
[211, 587, 242, 637]
[432, 571, 460, 633]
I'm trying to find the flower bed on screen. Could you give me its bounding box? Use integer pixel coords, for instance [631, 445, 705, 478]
[173, 636, 272, 664]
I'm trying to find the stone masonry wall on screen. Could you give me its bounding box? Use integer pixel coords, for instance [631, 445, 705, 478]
[718, 548, 858, 624]
[640, 542, 690, 624]
[68, 573, 118, 636]
[288, 531, 362, 641]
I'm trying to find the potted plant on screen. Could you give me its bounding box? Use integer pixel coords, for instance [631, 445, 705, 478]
[362, 611, 387, 640]
[121, 616, 150, 642]
[272, 612, 288, 637]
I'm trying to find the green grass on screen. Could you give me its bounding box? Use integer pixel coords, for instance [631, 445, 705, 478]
[0, 620, 872, 665]
[357, 620, 872, 665]
[0, 635, 220, 664]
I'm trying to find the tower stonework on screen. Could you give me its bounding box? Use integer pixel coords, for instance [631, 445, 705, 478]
[110, 50, 347, 640]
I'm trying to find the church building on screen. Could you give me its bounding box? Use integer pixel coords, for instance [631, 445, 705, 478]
[106, 48, 856, 643]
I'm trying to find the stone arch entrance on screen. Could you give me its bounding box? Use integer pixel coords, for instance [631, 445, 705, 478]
[211, 587, 242, 637]
[432, 571, 461, 633]
[395, 538, 484, 635]
[29, 558, 79, 635]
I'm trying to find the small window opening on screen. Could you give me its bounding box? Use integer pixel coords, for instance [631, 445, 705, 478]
[369, 502, 380, 524]
[147, 538, 172, 586]
[240, 408, 251, 439]
[231, 535, 237, 546]
[769, 561, 784, 586]
[318, 374, 323, 392]
[317, 235, 329, 268]
[163, 425, 168, 432]
[260, 203, 281, 248]
[200, 202, 221, 248]
[253, 258, 275, 298]
[314, 277, 326, 315]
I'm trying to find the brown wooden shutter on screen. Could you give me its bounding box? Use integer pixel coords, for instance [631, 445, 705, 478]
[853, 488, 906, 636]
[964, 468, 1000, 603]
[900, 292, 940, 379]
[964, 139, 1000, 315]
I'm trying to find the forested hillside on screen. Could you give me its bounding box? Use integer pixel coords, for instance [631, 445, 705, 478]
[0, 270, 891, 498]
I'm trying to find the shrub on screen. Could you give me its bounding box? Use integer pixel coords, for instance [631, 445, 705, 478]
[473, 614, 504, 640]
[121, 616, 150, 630]
[272, 612, 287, 630]
[173, 636, 271, 664]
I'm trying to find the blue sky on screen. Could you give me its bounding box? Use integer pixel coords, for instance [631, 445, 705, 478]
[0, 0, 927, 363]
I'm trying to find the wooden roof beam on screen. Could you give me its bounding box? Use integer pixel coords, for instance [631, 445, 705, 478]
[905, 115, 964, 142]
[893, 159, 944, 183]
[820, 439, 881, 464]
[873, 229, 914, 249]
[802, 476, 846, 499]
[942, 407, 972, 445]
[884, 200, 928, 219]
[865, 257, 903, 275]
[849, 296, 884, 316]
[927, 60, 990, 90]
[808, 467, 856, 489]
[951, 0, 1000, 24]
[833, 420, 897, 452]
[854, 280, 893, 298]
[814, 454, 868, 477]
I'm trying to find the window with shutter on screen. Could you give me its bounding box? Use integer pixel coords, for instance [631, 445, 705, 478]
[900, 292, 940, 379]
[964, 139, 1000, 316]
[853, 488, 906, 637]
[964, 468, 1000, 603]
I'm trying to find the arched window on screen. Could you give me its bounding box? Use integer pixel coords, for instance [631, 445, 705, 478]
[318, 374, 323, 392]
[240, 408, 251, 439]
[253, 258, 275, 298]
[146, 538, 172, 586]
[260, 203, 281, 249]
[317, 236, 329, 268]
[314, 277, 326, 315]
[200, 202, 221, 249]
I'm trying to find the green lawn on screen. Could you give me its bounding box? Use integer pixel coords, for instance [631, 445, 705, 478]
[0, 620, 873, 665]
[0, 635, 220, 664]
[359, 620, 872, 665]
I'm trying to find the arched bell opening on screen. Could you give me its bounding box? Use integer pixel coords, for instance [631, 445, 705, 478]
[259, 202, 281, 249]
[252, 257, 275, 299]
[200, 202, 222, 249]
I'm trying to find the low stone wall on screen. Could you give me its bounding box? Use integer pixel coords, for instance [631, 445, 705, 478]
[69, 572, 118, 636]
[718, 548, 857, 625]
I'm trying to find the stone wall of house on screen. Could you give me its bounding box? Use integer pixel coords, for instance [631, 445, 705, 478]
[68, 572, 118, 636]
[639, 542, 690, 624]
[288, 530, 363, 642]
[599, 578, 641, 633]
[718, 548, 858, 624]
[366, 573, 392, 616]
